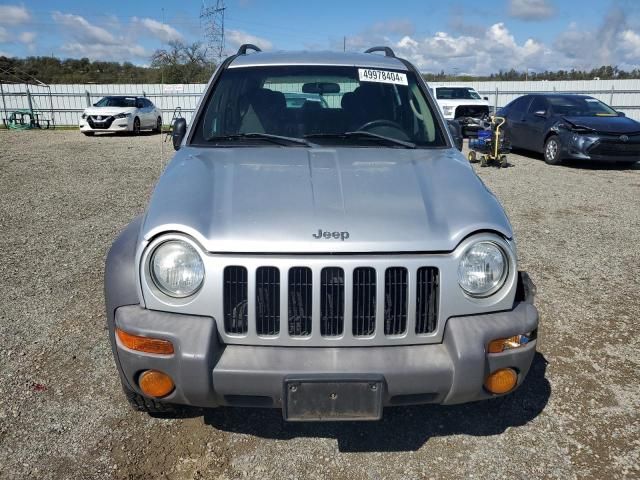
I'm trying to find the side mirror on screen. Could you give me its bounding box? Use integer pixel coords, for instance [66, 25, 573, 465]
[618, 111, 626, 117]
[172, 118, 187, 151]
[533, 110, 547, 118]
[447, 119, 463, 151]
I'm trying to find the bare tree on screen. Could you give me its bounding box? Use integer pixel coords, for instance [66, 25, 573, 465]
[151, 41, 214, 83]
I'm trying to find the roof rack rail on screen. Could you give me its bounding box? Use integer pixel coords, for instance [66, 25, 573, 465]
[237, 44, 262, 55]
[364, 46, 396, 58]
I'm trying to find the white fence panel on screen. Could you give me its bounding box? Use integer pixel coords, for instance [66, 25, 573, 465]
[428, 79, 640, 120]
[2, 79, 640, 125]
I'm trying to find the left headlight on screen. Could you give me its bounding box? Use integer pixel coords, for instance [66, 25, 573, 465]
[149, 240, 205, 298]
[457, 241, 508, 297]
[114, 113, 132, 119]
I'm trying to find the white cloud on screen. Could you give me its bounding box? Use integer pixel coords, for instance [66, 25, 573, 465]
[619, 30, 640, 61]
[52, 12, 117, 45]
[18, 31, 36, 44]
[60, 42, 147, 61]
[508, 0, 555, 21]
[392, 22, 547, 74]
[0, 5, 30, 25]
[225, 29, 273, 52]
[0, 26, 9, 43]
[133, 17, 183, 43]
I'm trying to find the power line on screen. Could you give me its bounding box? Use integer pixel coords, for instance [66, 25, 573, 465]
[200, 0, 225, 64]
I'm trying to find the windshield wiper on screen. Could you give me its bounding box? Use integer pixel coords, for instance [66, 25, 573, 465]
[305, 131, 416, 148]
[207, 132, 315, 147]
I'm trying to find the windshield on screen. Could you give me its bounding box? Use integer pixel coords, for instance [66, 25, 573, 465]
[95, 96, 136, 108]
[548, 96, 618, 117]
[193, 65, 445, 147]
[436, 87, 481, 100]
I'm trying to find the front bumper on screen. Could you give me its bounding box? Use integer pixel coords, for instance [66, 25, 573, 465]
[455, 116, 486, 136]
[79, 117, 132, 132]
[560, 133, 640, 163]
[111, 273, 539, 413]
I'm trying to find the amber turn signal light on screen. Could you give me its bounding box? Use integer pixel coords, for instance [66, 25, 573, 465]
[484, 368, 517, 394]
[138, 370, 175, 398]
[116, 328, 174, 355]
[487, 334, 530, 354]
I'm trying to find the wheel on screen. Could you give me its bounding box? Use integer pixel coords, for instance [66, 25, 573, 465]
[468, 151, 477, 163]
[82, 131, 94, 136]
[153, 116, 162, 133]
[121, 381, 176, 415]
[132, 117, 141, 135]
[500, 155, 508, 168]
[480, 155, 488, 167]
[543, 136, 562, 165]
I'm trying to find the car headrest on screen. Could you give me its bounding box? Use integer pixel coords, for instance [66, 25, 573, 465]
[341, 91, 356, 110]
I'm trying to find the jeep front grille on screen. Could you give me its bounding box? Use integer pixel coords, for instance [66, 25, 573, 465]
[222, 264, 439, 342]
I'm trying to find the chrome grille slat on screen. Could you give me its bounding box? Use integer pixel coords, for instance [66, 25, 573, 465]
[256, 266, 280, 336]
[288, 266, 312, 336]
[320, 267, 344, 336]
[223, 266, 248, 334]
[416, 267, 439, 334]
[384, 267, 408, 335]
[353, 267, 376, 336]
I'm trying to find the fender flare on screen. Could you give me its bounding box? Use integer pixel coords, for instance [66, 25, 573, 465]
[104, 215, 143, 388]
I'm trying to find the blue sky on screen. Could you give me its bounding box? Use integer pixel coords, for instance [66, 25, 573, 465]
[1, 0, 640, 74]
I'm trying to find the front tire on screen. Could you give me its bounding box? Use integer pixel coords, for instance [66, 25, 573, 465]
[468, 151, 477, 163]
[544, 136, 562, 165]
[153, 116, 162, 133]
[132, 117, 141, 135]
[122, 382, 176, 415]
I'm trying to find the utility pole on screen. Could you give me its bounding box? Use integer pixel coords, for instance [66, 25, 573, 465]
[343, 36, 346, 52]
[200, 0, 226, 64]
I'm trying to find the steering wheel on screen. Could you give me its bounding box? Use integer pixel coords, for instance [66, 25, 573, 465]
[356, 119, 405, 132]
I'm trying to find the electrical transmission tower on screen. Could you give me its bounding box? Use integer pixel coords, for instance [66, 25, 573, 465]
[200, 0, 226, 64]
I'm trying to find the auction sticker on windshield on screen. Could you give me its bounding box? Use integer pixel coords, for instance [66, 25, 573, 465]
[358, 69, 408, 86]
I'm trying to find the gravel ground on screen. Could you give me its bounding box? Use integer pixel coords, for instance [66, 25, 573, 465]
[0, 130, 638, 480]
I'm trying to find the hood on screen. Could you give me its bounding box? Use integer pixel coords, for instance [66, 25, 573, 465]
[83, 106, 137, 117]
[437, 99, 489, 107]
[562, 115, 640, 134]
[142, 147, 512, 253]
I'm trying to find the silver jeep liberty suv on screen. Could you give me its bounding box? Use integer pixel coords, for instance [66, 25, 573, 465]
[105, 45, 538, 421]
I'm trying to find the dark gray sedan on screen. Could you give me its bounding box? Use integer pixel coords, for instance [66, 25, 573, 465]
[500, 94, 640, 165]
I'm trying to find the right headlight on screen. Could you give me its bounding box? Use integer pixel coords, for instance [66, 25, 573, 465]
[149, 240, 205, 298]
[457, 241, 508, 297]
[442, 105, 455, 116]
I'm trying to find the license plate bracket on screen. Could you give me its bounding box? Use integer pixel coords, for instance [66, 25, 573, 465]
[283, 375, 384, 422]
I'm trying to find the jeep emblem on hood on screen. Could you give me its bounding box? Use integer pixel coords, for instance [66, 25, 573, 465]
[313, 229, 350, 240]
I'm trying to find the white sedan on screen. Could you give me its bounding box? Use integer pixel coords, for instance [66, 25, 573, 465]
[79, 96, 162, 135]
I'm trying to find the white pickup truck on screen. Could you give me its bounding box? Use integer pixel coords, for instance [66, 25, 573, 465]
[432, 86, 490, 137]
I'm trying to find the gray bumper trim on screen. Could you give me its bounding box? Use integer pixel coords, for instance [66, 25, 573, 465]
[114, 298, 538, 409]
